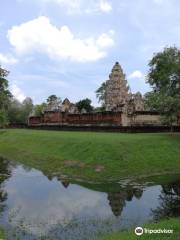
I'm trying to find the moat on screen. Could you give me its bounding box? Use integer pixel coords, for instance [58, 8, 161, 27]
[0, 158, 180, 240]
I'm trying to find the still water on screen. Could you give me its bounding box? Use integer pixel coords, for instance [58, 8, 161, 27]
[0, 158, 180, 239]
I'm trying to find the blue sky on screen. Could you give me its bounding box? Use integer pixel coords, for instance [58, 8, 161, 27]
[0, 0, 180, 105]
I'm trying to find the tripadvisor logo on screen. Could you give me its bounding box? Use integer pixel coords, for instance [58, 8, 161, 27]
[135, 227, 144, 236]
[134, 226, 174, 236]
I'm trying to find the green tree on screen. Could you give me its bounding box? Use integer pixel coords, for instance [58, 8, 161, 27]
[46, 95, 61, 104]
[93, 106, 106, 112]
[34, 102, 47, 116]
[21, 97, 34, 123]
[7, 98, 23, 124]
[148, 46, 180, 95]
[0, 109, 8, 127]
[95, 82, 106, 107]
[0, 66, 12, 127]
[145, 46, 180, 128]
[8, 97, 34, 124]
[76, 98, 93, 112]
[145, 92, 180, 126]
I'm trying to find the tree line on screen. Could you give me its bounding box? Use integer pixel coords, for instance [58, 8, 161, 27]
[0, 46, 180, 127]
[0, 71, 95, 127]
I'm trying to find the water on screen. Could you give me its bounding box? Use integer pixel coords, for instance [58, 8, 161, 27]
[0, 158, 180, 239]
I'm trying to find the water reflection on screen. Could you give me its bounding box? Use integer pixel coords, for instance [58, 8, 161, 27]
[0, 158, 11, 215]
[0, 158, 179, 239]
[58, 176, 144, 218]
[107, 188, 143, 217]
[152, 180, 180, 221]
[61, 180, 70, 189]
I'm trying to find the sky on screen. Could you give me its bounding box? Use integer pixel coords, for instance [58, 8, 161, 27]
[0, 0, 180, 105]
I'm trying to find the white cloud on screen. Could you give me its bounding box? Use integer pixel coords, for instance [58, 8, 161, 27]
[0, 53, 18, 65]
[96, 32, 114, 48]
[127, 71, 150, 94]
[32, 0, 112, 14]
[11, 84, 26, 102]
[128, 70, 144, 79]
[46, 0, 82, 14]
[99, 0, 112, 13]
[7, 16, 114, 62]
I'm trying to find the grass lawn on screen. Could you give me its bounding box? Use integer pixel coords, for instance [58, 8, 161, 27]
[101, 218, 180, 240]
[0, 129, 180, 181]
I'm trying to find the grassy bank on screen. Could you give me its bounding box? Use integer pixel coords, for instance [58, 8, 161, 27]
[0, 129, 180, 181]
[101, 218, 180, 240]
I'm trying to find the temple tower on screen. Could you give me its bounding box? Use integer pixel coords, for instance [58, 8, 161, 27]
[105, 62, 129, 111]
[107, 191, 127, 217]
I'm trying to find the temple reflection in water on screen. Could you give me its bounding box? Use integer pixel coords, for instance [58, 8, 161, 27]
[57, 176, 144, 217]
[0, 159, 180, 240]
[57, 175, 180, 219]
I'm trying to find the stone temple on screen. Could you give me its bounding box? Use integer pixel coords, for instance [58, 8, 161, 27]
[28, 62, 180, 127]
[105, 62, 129, 111]
[105, 62, 145, 113]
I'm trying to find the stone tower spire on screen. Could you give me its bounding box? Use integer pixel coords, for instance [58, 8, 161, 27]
[105, 62, 129, 111]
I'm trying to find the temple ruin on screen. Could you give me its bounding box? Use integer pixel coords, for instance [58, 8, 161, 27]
[105, 62, 130, 111]
[105, 62, 145, 113]
[28, 62, 180, 127]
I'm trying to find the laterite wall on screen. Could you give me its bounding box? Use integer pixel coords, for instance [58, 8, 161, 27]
[29, 111, 122, 126]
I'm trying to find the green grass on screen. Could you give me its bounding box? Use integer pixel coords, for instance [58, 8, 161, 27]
[0, 129, 180, 181]
[101, 218, 180, 240]
[0, 227, 5, 239]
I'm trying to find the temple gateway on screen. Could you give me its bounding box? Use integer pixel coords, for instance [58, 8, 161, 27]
[28, 62, 179, 127]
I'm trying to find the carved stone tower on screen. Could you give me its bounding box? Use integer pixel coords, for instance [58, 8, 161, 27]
[105, 62, 129, 111]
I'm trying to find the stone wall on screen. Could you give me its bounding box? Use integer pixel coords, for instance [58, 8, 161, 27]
[28, 116, 42, 125]
[133, 113, 161, 126]
[44, 111, 62, 123]
[121, 112, 162, 126]
[121, 113, 131, 126]
[29, 111, 180, 127]
[67, 112, 122, 125]
[29, 111, 122, 126]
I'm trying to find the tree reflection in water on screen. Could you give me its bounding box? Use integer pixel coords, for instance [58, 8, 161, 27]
[0, 158, 11, 215]
[152, 181, 180, 221]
